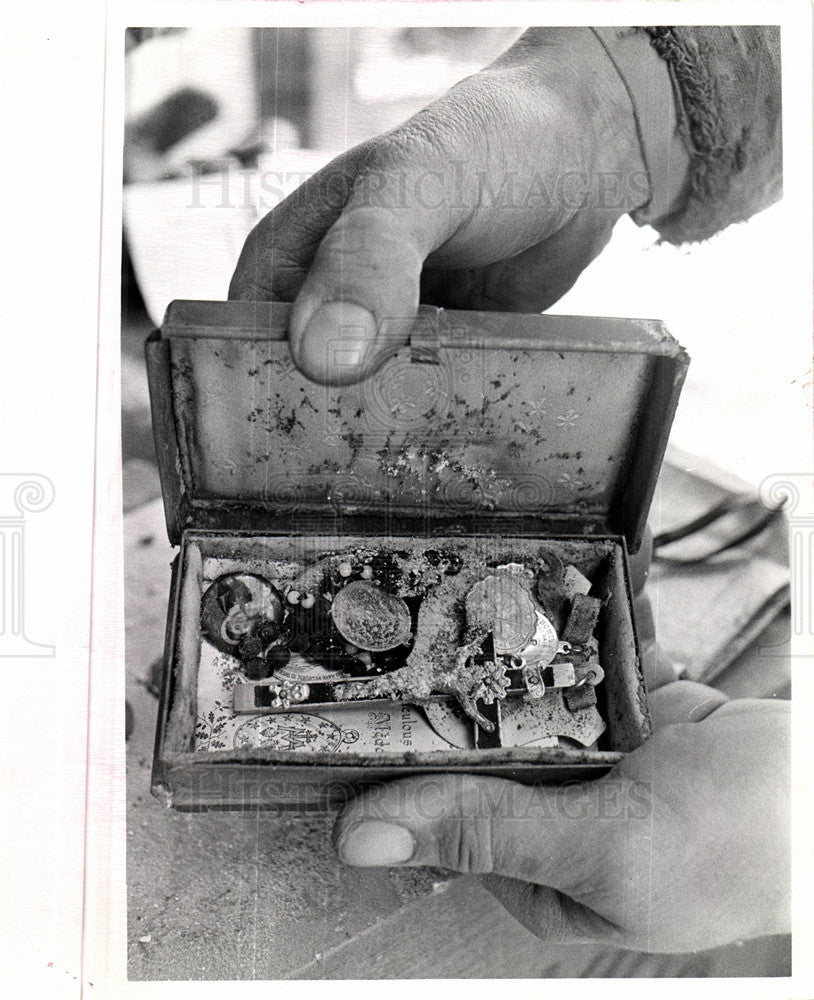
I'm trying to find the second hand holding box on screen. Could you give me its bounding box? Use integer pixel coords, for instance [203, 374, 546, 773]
[146, 300, 688, 810]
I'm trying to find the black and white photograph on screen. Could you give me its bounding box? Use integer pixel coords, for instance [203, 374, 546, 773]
[3, 3, 813, 997]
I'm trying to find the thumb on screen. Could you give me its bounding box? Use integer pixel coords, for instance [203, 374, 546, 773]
[288, 203, 430, 385]
[333, 773, 643, 892]
[288, 105, 475, 385]
[648, 680, 729, 729]
[286, 83, 509, 385]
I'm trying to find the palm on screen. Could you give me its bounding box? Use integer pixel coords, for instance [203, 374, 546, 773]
[487, 696, 790, 953]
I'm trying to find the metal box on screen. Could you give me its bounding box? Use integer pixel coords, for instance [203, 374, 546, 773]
[146, 299, 688, 810]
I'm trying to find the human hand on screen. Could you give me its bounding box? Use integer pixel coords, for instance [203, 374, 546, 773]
[332, 682, 790, 954]
[230, 28, 658, 384]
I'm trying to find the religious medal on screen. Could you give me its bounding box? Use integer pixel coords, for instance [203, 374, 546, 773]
[220, 544, 608, 748]
[200, 573, 284, 658]
[513, 608, 559, 666]
[330, 580, 413, 652]
[465, 574, 537, 656]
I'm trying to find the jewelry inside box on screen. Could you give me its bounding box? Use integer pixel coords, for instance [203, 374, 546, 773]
[196, 542, 610, 752]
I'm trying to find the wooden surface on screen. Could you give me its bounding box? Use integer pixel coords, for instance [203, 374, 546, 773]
[293, 877, 791, 980]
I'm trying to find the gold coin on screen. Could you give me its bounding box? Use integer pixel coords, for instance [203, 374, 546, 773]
[330, 581, 413, 652]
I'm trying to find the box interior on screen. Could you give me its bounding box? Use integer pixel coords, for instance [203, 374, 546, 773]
[159, 530, 647, 770]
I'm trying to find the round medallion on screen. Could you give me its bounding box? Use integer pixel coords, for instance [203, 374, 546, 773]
[330, 580, 413, 652]
[516, 609, 559, 666]
[465, 574, 537, 655]
[201, 573, 283, 657]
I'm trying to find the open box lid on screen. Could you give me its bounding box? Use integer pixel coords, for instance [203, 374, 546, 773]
[146, 300, 688, 552]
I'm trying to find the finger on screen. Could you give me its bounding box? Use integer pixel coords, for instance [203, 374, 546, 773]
[228, 144, 369, 302]
[286, 203, 431, 385]
[333, 772, 643, 895]
[482, 873, 622, 944]
[648, 680, 729, 728]
[712, 697, 789, 720]
[228, 136, 465, 384]
[229, 68, 553, 314]
[419, 207, 617, 313]
[639, 640, 679, 692]
[285, 121, 487, 384]
[249, 63, 593, 383]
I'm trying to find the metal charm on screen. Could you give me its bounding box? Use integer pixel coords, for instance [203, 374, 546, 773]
[513, 609, 559, 666]
[465, 574, 537, 656]
[233, 678, 311, 713]
[200, 573, 283, 658]
[220, 547, 608, 749]
[330, 580, 413, 652]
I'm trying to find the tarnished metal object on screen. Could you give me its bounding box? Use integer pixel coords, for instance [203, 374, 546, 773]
[472, 661, 511, 705]
[247, 553, 610, 743]
[465, 573, 538, 655]
[563, 593, 602, 645]
[330, 580, 413, 652]
[200, 573, 283, 658]
[233, 679, 310, 712]
[513, 608, 560, 667]
[503, 691, 606, 747]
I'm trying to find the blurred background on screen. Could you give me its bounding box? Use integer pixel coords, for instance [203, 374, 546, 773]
[121, 26, 523, 509]
[121, 25, 809, 503]
[123, 26, 523, 181]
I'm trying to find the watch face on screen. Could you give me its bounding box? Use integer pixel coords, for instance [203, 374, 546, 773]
[233, 713, 359, 752]
[330, 580, 413, 651]
[200, 573, 283, 657]
[516, 610, 559, 666]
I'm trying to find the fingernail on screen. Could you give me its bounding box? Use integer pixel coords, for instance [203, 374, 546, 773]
[297, 301, 377, 385]
[338, 820, 415, 867]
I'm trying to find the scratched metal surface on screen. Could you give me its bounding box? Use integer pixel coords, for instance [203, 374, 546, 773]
[168, 334, 652, 519]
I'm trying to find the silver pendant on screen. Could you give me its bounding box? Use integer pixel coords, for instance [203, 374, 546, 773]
[513, 609, 559, 666]
[465, 574, 538, 655]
